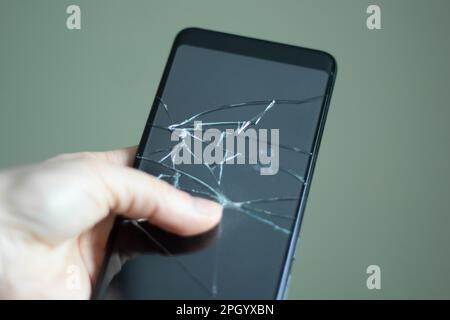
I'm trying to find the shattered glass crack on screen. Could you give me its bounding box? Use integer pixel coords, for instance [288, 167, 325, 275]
[127, 96, 322, 297]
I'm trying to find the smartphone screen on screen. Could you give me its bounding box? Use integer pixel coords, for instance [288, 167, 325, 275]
[94, 29, 336, 299]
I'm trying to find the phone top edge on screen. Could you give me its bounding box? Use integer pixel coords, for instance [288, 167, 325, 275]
[174, 27, 337, 74]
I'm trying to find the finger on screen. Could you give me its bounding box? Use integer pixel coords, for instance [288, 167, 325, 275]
[91, 160, 223, 237]
[87, 146, 138, 167]
[48, 146, 138, 167]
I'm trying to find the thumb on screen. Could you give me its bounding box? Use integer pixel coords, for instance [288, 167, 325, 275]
[85, 147, 223, 237]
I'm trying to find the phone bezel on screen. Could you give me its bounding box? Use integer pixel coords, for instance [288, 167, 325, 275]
[92, 27, 337, 300]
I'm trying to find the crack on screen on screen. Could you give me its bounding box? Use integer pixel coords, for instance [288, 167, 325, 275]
[126, 96, 322, 297]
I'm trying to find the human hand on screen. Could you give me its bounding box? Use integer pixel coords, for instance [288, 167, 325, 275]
[0, 147, 222, 299]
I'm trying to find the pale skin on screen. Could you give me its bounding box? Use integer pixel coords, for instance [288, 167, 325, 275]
[0, 146, 223, 299]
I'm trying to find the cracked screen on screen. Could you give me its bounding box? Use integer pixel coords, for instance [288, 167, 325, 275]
[98, 44, 330, 299]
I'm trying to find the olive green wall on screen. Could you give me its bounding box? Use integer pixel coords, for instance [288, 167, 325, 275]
[1, 0, 449, 298]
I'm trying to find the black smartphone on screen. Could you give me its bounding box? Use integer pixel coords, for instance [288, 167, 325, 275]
[93, 28, 337, 300]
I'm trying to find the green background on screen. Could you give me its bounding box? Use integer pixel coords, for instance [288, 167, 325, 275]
[1, 0, 450, 299]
